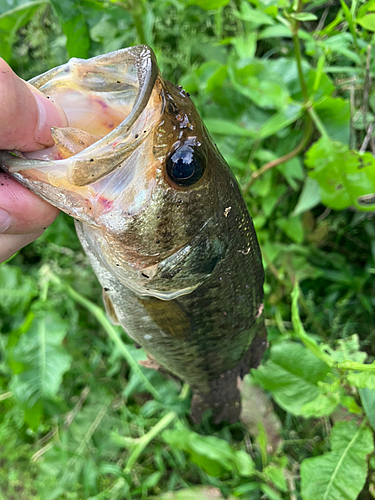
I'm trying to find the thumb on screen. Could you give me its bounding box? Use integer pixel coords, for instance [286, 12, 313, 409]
[0, 58, 67, 152]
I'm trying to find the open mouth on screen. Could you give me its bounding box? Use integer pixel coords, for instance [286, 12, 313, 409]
[0, 46, 163, 222]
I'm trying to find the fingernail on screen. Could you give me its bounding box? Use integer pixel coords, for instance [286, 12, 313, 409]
[33, 91, 68, 147]
[0, 208, 11, 233]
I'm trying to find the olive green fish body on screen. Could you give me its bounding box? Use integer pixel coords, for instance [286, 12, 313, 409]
[0, 46, 266, 423]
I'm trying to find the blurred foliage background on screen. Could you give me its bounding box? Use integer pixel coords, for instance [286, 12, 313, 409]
[1, 0, 375, 499]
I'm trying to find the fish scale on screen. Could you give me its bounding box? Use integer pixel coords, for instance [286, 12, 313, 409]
[0, 46, 266, 423]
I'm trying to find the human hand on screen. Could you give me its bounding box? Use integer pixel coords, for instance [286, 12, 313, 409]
[0, 58, 67, 263]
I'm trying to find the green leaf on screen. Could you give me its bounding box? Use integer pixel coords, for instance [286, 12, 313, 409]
[357, 13, 375, 31]
[0, 264, 38, 314]
[292, 177, 321, 216]
[189, 0, 230, 10]
[252, 342, 331, 415]
[0, 0, 45, 62]
[348, 372, 375, 390]
[10, 313, 72, 407]
[50, 0, 90, 58]
[313, 97, 350, 143]
[359, 388, 375, 430]
[154, 487, 227, 499]
[263, 463, 287, 492]
[300, 393, 340, 417]
[259, 104, 303, 138]
[301, 421, 374, 500]
[276, 216, 304, 243]
[290, 13, 318, 21]
[233, 3, 275, 25]
[229, 62, 291, 111]
[204, 118, 258, 137]
[305, 137, 375, 211]
[163, 425, 254, 478]
[340, 0, 358, 44]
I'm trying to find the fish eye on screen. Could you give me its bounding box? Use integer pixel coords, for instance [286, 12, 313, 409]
[166, 145, 206, 187]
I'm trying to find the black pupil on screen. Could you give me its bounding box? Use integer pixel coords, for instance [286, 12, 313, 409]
[166, 145, 205, 186]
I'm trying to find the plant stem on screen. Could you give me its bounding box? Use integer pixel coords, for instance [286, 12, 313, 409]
[291, 0, 309, 104]
[47, 270, 160, 401]
[307, 106, 329, 139]
[124, 411, 177, 473]
[66, 285, 161, 401]
[244, 118, 313, 191]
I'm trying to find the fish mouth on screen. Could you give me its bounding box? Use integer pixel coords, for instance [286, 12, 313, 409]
[0, 46, 163, 223]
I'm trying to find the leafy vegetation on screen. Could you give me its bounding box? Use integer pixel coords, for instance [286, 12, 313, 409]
[1, 0, 375, 498]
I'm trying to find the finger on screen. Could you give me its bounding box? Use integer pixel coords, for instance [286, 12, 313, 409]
[0, 231, 44, 263]
[0, 172, 59, 234]
[0, 58, 67, 152]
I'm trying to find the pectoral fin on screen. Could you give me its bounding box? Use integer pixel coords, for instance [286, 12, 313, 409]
[137, 296, 191, 339]
[102, 289, 120, 325]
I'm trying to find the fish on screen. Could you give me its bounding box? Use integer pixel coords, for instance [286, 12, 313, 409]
[0, 46, 266, 424]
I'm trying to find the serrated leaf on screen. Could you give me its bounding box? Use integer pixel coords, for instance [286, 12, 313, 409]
[252, 342, 331, 415]
[301, 421, 374, 500]
[348, 372, 375, 390]
[10, 313, 72, 406]
[50, 0, 90, 58]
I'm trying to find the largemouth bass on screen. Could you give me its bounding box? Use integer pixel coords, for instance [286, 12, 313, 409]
[0, 46, 266, 423]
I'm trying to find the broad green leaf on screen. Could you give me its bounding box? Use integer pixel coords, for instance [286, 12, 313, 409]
[263, 463, 288, 492]
[0, 264, 37, 314]
[50, 0, 90, 58]
[313, 97, 350, 143]
[359, 388, 375, 430]
[301, 421, 374, 500]
[205, 118, 258, 137]
[292, 177, 321, 216]
[259, 104, 303, 138]
[357, 13, 375, 30]
[163, 425, 254, 478]
[252, 342, 331, 415]
[276, 216, 304, 243]
[305, 137, 375, 211]
[233, 3, 275, 25]
[10, 313, 72, 406]
[189, 0, 230, 10]
[229, 61, 290, 111]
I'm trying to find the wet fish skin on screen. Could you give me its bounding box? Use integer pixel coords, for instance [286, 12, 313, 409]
[0, 46, 266, 423]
